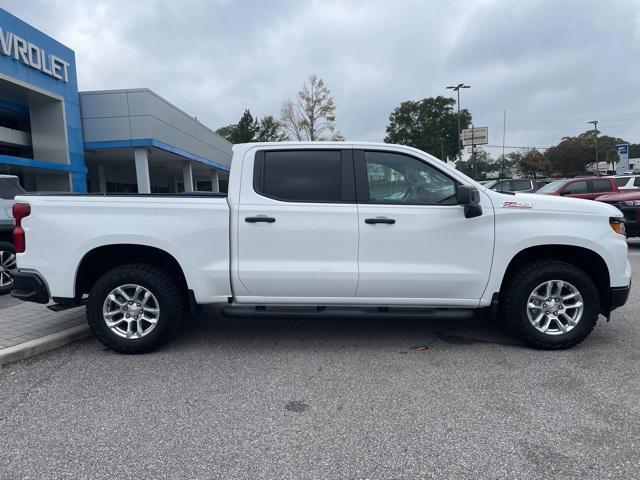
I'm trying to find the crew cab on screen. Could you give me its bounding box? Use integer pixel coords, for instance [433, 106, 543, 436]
[535, 176, 618, 199]
[11, 142, 631, 353]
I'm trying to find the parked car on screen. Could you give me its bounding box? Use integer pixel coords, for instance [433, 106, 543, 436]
[483, 178, 540, 193]
[0, 175, 25, 294]
[613, 175, 640, 191]
[11, 142, 630, 352]
[535, 176, 618, 199]
[597, 190, 640, 238]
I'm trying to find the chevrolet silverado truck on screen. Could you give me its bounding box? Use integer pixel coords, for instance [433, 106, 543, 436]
[10, 142, 632, 353]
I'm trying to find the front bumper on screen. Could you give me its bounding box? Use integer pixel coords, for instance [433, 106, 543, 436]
[609, 284, 631, 312]
[11, 271, 50, 304]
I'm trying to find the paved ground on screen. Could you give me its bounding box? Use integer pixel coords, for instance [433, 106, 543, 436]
[0, 244, 639, 479]
[0, 300, 84, 349]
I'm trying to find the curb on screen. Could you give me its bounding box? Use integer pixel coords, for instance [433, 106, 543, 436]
[0, 324, 92, 366]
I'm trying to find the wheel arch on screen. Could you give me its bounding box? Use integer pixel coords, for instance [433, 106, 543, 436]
[499, 244, 611, 313]
[74, 244, 189, 300]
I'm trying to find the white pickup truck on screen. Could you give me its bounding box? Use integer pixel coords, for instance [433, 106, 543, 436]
[11, 142, 631, 353]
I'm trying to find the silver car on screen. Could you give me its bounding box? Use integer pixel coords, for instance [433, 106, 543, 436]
[0, 175, 26, 294]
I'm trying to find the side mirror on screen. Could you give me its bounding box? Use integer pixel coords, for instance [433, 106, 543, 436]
[456, 185, 483, 218]
[559, 190, 570, 196]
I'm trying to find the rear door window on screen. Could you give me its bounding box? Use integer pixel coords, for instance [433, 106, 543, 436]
[592, 179, 613, 193]
[509, 180, 532, 191]
[253, 150, 354, 203]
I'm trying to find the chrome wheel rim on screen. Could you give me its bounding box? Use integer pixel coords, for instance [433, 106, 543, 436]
[0, 249, 16, 288]
[102, 284, 160, 339]
[527, 280, 584, 336]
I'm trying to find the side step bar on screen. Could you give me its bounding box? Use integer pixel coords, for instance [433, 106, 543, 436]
[221, 305, 440, 320]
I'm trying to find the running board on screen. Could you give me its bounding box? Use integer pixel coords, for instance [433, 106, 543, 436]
[220, 305, 439, 319]
[47, 299, 86, 312]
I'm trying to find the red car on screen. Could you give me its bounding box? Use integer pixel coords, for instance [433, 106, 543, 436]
[535, 177, 618, 199]
[597, 190, 640, 237]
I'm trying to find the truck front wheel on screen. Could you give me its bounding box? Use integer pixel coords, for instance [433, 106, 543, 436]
[86, 263, 185, 353]
[500, 259, 600, 350]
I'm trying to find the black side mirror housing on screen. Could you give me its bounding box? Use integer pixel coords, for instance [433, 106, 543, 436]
[456, 185, 483, 218]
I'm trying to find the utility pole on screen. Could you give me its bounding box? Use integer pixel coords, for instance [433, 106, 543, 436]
[440, 134, 445, 162]
[446, 83, 470, 163]
[588, 120, 599, 175]
[501, 109, 506, 179]
[471, 124, 477, 179]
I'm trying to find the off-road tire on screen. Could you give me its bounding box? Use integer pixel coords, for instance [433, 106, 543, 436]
[86, 263, 185, 354]
[500, 259, 600, 350]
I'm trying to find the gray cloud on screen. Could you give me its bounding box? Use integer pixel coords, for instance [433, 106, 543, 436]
[4, 0, 640, 155]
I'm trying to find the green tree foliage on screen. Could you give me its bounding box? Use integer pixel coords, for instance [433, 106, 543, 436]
[216, 110, 287, 143]
[280, 75, 344, 141]
[255, 115, 288, 142]
[518, 149, 550, 178]
[544, 130, 627, 176]
[544, 136, 592, 176]
[455, 150, 496, 179]
[384, 96, 471, 162]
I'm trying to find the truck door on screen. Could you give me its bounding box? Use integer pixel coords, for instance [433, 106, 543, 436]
[234, 148, 359, 300]
[353, 149, 495, 305]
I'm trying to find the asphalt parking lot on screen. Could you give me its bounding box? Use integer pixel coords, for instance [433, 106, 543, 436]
[1, 243, 639, 479]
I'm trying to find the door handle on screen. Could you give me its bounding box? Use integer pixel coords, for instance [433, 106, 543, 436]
[245, 216, 276, 223]
[365, 217, 395, 224]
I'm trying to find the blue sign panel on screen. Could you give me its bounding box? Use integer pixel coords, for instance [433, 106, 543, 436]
[616, 144, 629, 155]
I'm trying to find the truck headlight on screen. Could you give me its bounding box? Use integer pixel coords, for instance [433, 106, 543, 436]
[623, 200, 640, 206]
[610, 217, 626, 236]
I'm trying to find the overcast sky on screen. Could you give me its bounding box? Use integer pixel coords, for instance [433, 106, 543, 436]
[5, 0, 640, 154]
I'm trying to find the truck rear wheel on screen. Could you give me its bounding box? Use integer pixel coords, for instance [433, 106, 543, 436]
[500, 259, 600, 350]
[86, 263, 185, 354]
[0, 241, 16, 295]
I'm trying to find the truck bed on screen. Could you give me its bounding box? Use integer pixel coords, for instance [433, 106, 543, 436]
[15, 193, 232, 304]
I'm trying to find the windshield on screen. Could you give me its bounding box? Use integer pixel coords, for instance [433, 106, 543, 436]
[535, 179, 565, 194]
[483, 180, 499, 189]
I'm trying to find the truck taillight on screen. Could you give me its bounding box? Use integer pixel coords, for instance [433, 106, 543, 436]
[12, 203, 31, 253]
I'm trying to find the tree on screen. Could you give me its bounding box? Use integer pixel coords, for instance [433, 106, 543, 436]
[216, 110, 287, 143]
[215, 109, 257, 143]
[455, 150, 496, 178]
[384, 96, 471, 162]
[518, 149, 549, 178]
[255, 115, 288, 142]
[280, 74, 344, 141]
[544, 130, 627, 176]
[544, 136, 592, 176]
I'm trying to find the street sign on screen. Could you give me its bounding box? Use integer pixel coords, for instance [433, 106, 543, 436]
[461, 127, 488, 146]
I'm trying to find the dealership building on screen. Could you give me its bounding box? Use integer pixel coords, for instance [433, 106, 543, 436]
[0, 8, 231, 194]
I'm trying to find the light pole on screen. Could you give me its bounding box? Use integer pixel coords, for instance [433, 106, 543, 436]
[588, 120, 599, 175]
[447, 83, 470, 163]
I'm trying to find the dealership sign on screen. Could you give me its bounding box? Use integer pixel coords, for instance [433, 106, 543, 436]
[0, 27, 70, 82]
[461, 127, 488, 146]
[615, 144, 630, 175]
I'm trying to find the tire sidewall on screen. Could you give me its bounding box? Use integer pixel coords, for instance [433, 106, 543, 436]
[87, 265, 182, 352]
[510, 264, 598, 346]
[0, 241, 15, 295]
